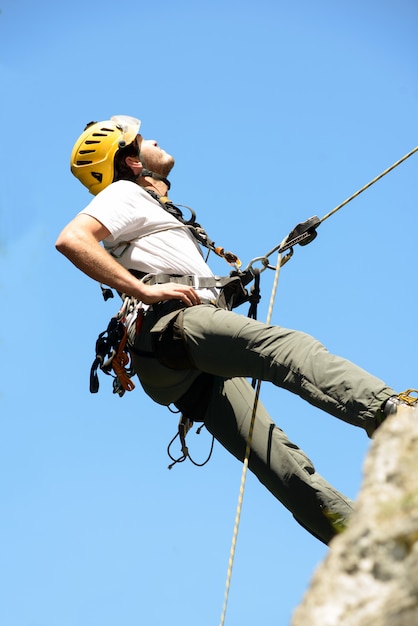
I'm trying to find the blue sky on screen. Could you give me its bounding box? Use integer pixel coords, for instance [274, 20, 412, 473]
[1, 1, 417, 624]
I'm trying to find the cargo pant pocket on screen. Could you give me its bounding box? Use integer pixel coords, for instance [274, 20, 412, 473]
[150, 309, 195, 370]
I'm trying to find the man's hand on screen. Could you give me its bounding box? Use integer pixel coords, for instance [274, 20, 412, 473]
[139, 282, 202, 306]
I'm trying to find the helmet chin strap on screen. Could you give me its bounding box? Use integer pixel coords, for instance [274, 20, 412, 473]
[139, 168, 171, 191]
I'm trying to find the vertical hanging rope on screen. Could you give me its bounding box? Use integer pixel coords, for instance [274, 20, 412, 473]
[219, 247, 284, 626]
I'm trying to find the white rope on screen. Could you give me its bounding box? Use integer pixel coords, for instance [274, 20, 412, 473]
[219, 246, 284, 626]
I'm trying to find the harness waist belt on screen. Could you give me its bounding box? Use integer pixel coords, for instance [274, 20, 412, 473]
[142, 273, 232, 290]
[128, 269, 253, 311]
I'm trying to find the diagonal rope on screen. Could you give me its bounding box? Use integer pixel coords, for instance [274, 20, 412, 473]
[248, 145, 418, 271]
[219, 245, 284, 626]
[319, 145, 418, 225]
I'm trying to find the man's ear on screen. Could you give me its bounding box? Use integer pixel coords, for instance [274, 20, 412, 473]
[125, 155, 143, 177]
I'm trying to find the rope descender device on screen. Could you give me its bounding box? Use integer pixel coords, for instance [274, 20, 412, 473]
[245, 214, 320, 275]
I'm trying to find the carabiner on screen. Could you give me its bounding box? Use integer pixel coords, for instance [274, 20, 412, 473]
[244, 255, 271, 275]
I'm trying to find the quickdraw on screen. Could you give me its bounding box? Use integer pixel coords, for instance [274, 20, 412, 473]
[89, 296, 142, 397]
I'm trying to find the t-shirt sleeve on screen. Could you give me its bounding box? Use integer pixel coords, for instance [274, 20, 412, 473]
[78, 181, 147, 242]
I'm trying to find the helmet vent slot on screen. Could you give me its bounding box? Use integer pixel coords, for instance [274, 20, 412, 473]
[94, 128, 115, 135]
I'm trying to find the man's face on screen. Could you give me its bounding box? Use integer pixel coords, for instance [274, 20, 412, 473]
[136, 135, 175, 177]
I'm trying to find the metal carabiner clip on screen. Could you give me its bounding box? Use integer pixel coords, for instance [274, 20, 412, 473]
[244, 255, 271, 275]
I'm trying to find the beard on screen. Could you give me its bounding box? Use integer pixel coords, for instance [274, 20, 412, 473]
[141, 150, 175, 178]
[159, 156, 175, 178]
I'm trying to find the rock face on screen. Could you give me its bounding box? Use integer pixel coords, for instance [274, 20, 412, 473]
[292, 405, 418, 626]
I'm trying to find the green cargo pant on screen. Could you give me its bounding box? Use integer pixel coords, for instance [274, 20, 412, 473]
[131, 304, 395, 544]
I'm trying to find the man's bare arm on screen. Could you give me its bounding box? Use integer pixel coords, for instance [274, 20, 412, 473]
[55, 213, 201, 305]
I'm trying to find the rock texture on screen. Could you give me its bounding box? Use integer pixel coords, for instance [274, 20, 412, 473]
[292, 405, 418, 626]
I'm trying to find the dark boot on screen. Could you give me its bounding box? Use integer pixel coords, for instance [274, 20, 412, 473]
[375, 389, 418, 429]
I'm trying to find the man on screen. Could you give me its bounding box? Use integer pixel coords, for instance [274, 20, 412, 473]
[56, 115, 416, 544]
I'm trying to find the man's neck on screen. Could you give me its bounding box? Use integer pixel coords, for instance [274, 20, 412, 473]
[137, 176, 169, 198]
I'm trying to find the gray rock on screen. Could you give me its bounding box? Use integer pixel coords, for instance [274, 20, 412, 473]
[292, 405, 418, 626]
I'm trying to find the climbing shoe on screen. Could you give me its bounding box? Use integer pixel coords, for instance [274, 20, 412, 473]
[375, 389, 418, 428]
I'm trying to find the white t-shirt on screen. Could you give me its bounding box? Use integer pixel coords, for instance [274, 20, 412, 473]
[79, 180, 218, 300]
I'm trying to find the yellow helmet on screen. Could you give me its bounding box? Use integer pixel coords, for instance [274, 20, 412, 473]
[70, 115, 141, 195]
